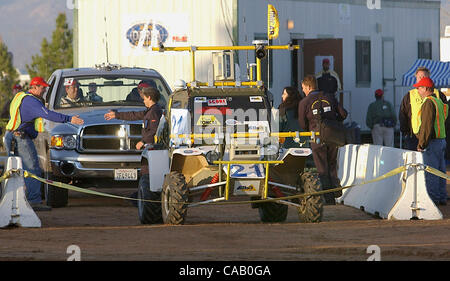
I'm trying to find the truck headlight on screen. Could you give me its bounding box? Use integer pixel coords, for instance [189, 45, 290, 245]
[63, 135, 77, 149]
[51, 135, 77, 149]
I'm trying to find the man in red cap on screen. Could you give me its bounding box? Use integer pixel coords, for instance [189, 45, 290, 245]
[399, 66, 448, 150]
[4, 77, 84, 211]
[126, 80, 157, 103]
[365, 88, 397, 146]
[315, 58, 342, 95]
[414, 77, 448, 205]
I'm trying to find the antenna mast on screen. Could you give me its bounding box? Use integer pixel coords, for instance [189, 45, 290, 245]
[104, 16, 109, 64]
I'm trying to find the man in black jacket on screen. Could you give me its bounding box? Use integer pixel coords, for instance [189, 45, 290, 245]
[298, 75, 347, 204]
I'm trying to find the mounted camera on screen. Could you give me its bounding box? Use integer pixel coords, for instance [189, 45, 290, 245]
[252, 40, 268, 60]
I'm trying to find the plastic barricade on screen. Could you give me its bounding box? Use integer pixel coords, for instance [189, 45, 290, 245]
[337, 144, 442, 220]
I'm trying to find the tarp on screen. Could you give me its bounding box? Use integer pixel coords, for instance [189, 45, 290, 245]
[402, 59, 450, 87]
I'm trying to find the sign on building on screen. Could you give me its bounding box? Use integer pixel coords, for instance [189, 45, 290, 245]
[122, 13, 189, 55]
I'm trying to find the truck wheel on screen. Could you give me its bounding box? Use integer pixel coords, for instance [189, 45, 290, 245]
[137, 182, 163, 224]
[45, 176, 69, 208]
[297, 172, 323, 223]
[258, 201, 288, 223]
[161, 171, 188, 225]
[44, 148, 68, 208]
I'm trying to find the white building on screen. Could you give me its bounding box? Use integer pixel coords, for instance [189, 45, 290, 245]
[442, 25, 450, 62]
[73, 0, 441, 130]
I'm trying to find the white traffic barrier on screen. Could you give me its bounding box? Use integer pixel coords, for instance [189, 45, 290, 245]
[337, 144, 442, 220]
[0, 157, 41, 228]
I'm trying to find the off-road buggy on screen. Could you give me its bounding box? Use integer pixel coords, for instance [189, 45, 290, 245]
[137, 44, 323, 224]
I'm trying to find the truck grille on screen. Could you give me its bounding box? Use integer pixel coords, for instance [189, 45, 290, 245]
[80, 124, 142, 152]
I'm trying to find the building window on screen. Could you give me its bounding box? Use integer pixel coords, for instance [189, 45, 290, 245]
[418, 41, 432, 59]
[355, 39, 371, 87]
[254, 34, 273, 87]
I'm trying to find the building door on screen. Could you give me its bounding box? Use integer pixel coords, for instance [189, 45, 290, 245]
[382, 38, 396, 116]
[302, 39, 343, 102]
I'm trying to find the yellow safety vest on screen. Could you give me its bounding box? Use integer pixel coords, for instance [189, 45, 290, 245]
[410, 88, 441, 134]
[419, 96, 448, 139]
[6, 91, 45, 133]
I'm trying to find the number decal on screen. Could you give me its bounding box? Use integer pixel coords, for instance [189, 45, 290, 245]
[230, 164, 264, 178]
[249, 164, 263, 178]
[231, 165, 246, 177]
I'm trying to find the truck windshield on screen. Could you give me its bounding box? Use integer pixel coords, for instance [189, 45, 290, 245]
[54, 76, 169, 109]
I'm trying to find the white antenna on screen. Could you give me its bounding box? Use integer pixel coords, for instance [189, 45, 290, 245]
[104, 16, 109, 63]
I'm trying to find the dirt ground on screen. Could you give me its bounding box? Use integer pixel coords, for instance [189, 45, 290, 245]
[1, 179, 449, 262]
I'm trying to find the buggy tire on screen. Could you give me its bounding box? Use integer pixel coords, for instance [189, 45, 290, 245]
[258, 202, 288, 223]
[161, 171, 188, 225]
[297, 172, 323, 223]
[45, 176, 69, 208]
[138, 182, 163, 224]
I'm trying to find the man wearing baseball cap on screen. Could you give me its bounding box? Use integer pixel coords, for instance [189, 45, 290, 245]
[399, 66, 448, 151]
[366, 89, 397, 147]
[414, 77, 448, 205]
[126, 80, 157, 103]
[4, 76, 84, 211]
[315, 58, 342, 95]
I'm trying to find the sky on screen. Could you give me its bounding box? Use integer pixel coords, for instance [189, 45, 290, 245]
[0, 0, 73, 73]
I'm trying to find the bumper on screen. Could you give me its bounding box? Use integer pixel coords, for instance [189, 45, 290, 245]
[50, 150, 141, 178]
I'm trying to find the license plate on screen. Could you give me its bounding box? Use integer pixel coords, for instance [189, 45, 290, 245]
[114, 169, 138, 181]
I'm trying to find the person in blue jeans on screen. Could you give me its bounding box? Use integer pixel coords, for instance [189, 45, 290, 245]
[415, 77, 448, 206]
[4, 77, 84, 211]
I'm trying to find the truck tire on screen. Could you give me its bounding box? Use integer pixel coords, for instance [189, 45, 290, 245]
[161, 171, 188, 225]
[45, 176, 69, 208]
[44, 149, 68, 208]
[297, 172, 323, 223]
[137, 182, 163, 224]
[258, 201, 288, 223]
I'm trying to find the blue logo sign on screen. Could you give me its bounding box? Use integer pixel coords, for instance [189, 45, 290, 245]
[126, 23, 168, 47]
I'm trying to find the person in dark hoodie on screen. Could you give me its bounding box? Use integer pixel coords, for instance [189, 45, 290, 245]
[104, 86, 163, 222]
[278, 86, 302, 148]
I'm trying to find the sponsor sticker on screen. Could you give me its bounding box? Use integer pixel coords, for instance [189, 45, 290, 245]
[207, 98, 227, 106]
[233, 180, 261, 195]
[194, 97, 207, 103]
[197, 115, 221, 126]
[249, 96, 263, 102]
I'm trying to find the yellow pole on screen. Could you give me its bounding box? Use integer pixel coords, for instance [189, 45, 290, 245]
[256, 58, 262, 82]
[191, 49, 196, 81]
[264, 162, 270, 199]
[225, 164, 231, 200]
[170, 131, 319, 140]
[150, 45, 299, 52]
